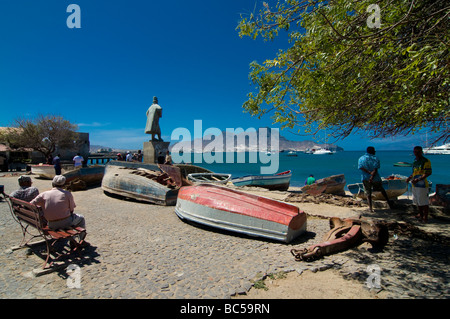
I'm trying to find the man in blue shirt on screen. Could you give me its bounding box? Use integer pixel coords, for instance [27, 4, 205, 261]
[358, 147, 393, 212]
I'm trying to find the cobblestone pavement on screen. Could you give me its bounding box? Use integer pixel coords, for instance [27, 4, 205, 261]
[0, 176, 449, 299]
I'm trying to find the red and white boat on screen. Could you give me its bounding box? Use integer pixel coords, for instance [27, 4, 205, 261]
[175, 184, 307, 243]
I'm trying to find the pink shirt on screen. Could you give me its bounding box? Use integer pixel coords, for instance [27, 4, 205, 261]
[31, 188, 76, 221]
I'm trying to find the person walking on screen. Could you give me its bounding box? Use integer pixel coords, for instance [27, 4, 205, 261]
[53, 154, 62, 175]
[358, 147, 393, 212]
[73, 153, 84, 168]
[406, 146, 432, 223]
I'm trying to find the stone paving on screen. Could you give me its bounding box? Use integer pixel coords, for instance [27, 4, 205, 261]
[0, 175, 449, 299]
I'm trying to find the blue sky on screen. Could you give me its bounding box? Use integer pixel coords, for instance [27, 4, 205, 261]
[0, 0, 433, 151]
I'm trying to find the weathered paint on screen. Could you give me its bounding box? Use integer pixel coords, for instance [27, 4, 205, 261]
[231, 170, 292, 191]
[175, 184, 306, 243]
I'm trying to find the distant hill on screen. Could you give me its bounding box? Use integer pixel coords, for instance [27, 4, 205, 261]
[168, 128, 343, 152]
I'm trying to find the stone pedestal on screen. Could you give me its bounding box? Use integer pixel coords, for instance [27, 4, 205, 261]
[143, 141, 170, 164]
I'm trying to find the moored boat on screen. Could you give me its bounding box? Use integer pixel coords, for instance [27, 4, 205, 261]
[175, 184, 307, 243]
[301, 174, 346, 195]
[101, 161, 182, 205]
[347, 175, 408, 200]
[187, 173, 231, 185]
[232, 170, 292, 191]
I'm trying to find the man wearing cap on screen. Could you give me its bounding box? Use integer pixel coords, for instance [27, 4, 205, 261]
[31, 175, 86, 241]
[10, 176, 39, 202]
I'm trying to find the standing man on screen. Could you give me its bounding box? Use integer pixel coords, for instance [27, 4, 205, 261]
[406, 146, 432, 223]
[73, 153, 84, 168]
[53, 154, 62, 175]
[358, 146, 393, 212]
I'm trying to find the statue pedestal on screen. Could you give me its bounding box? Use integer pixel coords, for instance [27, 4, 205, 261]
[143, 141, 170, 164]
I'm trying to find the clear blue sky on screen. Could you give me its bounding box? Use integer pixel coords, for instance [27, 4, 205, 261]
[0, 0, 432, 151]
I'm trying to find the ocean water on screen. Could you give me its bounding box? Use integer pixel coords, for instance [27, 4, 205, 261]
[177, 151, 449, 192]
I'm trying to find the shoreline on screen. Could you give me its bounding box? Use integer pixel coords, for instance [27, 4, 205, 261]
[0, 174, 449, 299]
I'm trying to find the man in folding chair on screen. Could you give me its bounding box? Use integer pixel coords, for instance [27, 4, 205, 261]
[31, 175, 88, 246]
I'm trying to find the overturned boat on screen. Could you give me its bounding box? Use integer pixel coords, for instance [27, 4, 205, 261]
[301, 174, 346, 196]
[187, 173, 232, 185]
[175, 184, 307, 243]
[101, 161, 182, 205]
[347, 175, 408, 200]
[63, 165, 105, 186]
[232, 170, 292, 191]
[30, 164, 59, 179]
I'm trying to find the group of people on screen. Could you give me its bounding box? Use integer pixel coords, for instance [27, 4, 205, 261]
[49, 153, 85, 175]
[305, 146, 432, 223]
[9, 175, 88, 243]
[358, 145, 432, 222]
[116, 150, 143, 162]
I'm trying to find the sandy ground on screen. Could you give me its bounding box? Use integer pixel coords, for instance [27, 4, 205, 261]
[235, 269, 383, 299]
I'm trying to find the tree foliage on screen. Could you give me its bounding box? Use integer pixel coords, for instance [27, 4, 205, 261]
[3, 114, 79, 158]
[237, 0, 449, 144]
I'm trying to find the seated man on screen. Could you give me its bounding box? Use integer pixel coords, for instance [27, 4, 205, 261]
[31, 175, 87, 243]
[10, 175, 39, 202]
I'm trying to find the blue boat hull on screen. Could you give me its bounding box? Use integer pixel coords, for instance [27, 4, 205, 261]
[232, 171, 292, 191]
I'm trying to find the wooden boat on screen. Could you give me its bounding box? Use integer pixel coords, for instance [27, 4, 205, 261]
[30, 164, 58, 179]
[394, 162, 412, 167]
[101, 161, 182, 206]
[187, 173, 231, 185]
[301, 174, 346, 196]
[347, 175, 408, 200]
[430, 184, 450, 208]
[63, 165, 105, 186]
[175, 184, 307, 243]
[174, 164, 212, 178]
[231, 170, 292, 191]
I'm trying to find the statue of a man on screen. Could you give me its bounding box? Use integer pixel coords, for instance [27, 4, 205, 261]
[145, 96, 163, 141]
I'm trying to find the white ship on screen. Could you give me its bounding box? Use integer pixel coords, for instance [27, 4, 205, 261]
[424, 144, 450, 155]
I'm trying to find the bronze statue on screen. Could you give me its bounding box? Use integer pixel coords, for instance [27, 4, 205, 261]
[145, 96, 163, 141]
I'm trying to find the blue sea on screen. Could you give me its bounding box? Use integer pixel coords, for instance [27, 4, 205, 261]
[176, 151, 449, 192]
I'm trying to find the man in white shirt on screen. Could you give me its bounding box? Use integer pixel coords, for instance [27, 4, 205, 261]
[73, 153, 84, 168]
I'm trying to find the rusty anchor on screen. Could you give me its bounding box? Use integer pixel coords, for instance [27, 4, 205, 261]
[291, 217, 389, 262]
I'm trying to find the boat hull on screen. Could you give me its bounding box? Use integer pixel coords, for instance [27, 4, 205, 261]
[175, 184, 306, 243]
[302, 174, 346, 195]
[347, 178, 408, 200]
[101, 161, 180, 206]
[30, 164, 57, 179]
[232, 171, 292, 191]
[63, 166, 105, 185]
[187, 173, 232, 185]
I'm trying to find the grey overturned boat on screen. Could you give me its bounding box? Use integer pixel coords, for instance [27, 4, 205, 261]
[187, 173, 232, 185]
[101, 161, 182, 206]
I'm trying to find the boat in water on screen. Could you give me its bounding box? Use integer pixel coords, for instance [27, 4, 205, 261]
[424, 144, 450, 155]
[175, 184, 307, 243]
[301, 174, 346, 195]
[347, 175, 408, 200]
[312, 148, 334, 155]
[286, 151, 298, 157]
[393, 162, 412, 167]
[187, 173, 232, 185]
[101, 161, 182, 205]
[232, 170, 292, 191]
